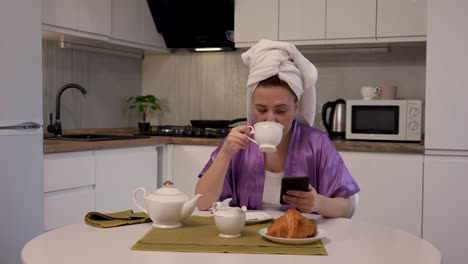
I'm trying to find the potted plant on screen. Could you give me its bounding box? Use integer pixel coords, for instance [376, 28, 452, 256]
[127, 95, 161, 133]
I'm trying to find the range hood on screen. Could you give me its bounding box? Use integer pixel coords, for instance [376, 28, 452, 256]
[147, 0, 235, 51]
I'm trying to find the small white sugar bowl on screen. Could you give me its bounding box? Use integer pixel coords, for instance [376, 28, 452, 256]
[212, 202, 247, 238]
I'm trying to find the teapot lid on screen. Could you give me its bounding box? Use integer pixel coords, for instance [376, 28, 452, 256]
[153, 181, 184, 196]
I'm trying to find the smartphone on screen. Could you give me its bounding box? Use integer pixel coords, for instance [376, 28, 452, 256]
[280, 176, 309, 205]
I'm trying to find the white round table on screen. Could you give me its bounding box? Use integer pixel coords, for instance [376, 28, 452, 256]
[22, 211, 441, 264]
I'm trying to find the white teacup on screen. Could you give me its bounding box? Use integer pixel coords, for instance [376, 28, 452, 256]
[360, 86, 381, 100]
[247, 121, 283, 153]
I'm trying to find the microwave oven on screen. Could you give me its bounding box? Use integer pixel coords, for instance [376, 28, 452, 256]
[346, 100, 422, 142]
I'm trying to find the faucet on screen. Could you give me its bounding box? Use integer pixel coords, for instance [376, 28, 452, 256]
[47, 83, 88, 136]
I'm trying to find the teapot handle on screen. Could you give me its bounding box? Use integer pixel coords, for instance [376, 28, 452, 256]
[132, 188, 148, 214]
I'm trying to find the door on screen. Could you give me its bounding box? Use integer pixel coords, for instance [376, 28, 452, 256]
[340, 151, 423, 237]
[425, 0, 468, 150]
[95, 147, 158, 213]
[234, 0, 278, 43]
[326, 0, 376, 39]
[279, 0, 325, 41]
[42, 0, 78, 29]
[423, 155, 468, 264]
[171, 145, 217, 196]
[377, 0, 427, 37]
[111, 0, 140, 42]
[0, 0, 43, 263]
[78, 0, 111, 36]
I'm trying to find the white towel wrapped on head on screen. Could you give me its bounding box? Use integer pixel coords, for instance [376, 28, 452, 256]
[241, 39, 318, 126]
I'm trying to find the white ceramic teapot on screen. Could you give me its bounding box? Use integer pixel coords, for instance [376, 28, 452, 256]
[212, 202, 247, 238]
[132, 181, 203, 228]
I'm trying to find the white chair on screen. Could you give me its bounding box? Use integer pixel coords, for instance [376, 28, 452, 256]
[346, 193, 359, 218]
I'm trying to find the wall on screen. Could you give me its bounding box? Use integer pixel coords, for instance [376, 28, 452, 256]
[142, 45, 426, 130]
[42, 40, 142, 129]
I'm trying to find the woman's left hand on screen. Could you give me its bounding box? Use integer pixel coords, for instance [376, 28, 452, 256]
[282, 185, 320, 213]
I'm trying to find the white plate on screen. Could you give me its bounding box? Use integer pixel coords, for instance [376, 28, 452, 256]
[258, 228, 327, 245]
[245, 212, 273, 224]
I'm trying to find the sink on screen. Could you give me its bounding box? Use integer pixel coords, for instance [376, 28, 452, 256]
[44, 134, 150, 141]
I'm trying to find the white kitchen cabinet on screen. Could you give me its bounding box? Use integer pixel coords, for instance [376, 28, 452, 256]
[377, 0, 427, 38]
[44, 147, 159, 230]
[44, 186, 95, 231]
[423, 1, 468, 263]
[110, 0, 140, 42]
[235, 0, 426, 47]
[43, 151, 95, 231]
[425, 0, 468, 151]
[278, 0, 325, 41]
[423, 155, 468, 264]
[42, 0, 78, 29]
[42, 0, 111, 37]
[171, 145, 217, 196]
[340, 151, 423, 237]
[95, 147, 158, 213]
[140, 0, 166, 47]
[78, 0, 111, 36]
[326, 0, 376, 39]
[110, 0, 166, 48]
[234, 0, 278, 44]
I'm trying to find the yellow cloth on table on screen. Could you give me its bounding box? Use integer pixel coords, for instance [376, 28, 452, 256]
[132, 216, 327, 255]
[85, 210, 151, 228]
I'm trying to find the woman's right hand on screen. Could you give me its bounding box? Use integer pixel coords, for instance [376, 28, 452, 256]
[221, 125, 252, 156]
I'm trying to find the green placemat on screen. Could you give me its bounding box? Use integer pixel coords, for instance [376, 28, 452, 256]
[131, 216, 327, 255]
[85, 210, 151, 228]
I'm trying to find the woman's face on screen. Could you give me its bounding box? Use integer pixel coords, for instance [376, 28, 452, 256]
[252, 85, 299, 136]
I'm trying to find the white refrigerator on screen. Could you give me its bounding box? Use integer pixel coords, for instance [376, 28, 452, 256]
[424, 1, 468, 264]
[0, 0, 44, 263]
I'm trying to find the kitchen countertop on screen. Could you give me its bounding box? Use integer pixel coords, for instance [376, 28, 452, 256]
[43, 128, 424, 154]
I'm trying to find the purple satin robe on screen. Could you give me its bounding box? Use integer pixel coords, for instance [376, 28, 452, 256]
[198, 121, 360, 211]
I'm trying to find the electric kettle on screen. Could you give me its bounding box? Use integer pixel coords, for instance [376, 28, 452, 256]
[321, 99, 346, 139]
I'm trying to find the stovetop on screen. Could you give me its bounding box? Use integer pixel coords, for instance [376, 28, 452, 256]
[138, 125, 229, 138]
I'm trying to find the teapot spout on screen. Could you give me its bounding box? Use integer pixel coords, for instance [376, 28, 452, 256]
[181, 194, 203, 220]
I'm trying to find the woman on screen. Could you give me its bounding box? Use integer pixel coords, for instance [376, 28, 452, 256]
[195, 40, 359, 218]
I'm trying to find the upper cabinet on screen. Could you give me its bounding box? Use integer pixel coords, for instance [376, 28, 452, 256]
[279, 0, 325, 41]
[78, 0, 111, 36]
[42, 0, 167, 53]
[234, 0, 278, 43]
[235, 0, 427, 47]
[110, 0, 166, 48]
[42, 0, 78, 30]
[377, 0, 427, 38]
[326, 0, 376, 39]
[110, 0, 140, 42]
[42, 0, 110, 38]
[140, 0, 166, 47]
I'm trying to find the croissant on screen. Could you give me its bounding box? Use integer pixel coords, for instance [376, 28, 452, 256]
[266, 209, 317, 238]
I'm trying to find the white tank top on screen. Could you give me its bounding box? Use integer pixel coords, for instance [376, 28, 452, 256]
[262, 170, 283, 210]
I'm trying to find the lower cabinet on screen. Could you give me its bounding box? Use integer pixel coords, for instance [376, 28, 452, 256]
[43, 146, 158, 231]
[168, 146, 424, 238]
[43, 151, 95, 231]
[339, 151, 423, 237]
[44, 186, 95, 231]
[95, 147, 158, 213]
[171, 145, 217, 196]
[423, 155, 468, 264]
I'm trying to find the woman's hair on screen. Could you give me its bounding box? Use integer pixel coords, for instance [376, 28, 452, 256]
[257, 75, 298, 102]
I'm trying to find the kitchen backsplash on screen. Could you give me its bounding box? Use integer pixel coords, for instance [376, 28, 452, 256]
[43, 40, 426, 130]
[142, 45, 426, 131]
[42, 40, 142, 129]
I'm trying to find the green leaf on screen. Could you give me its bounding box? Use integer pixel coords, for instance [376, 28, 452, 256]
[127, 94, 161, 121]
